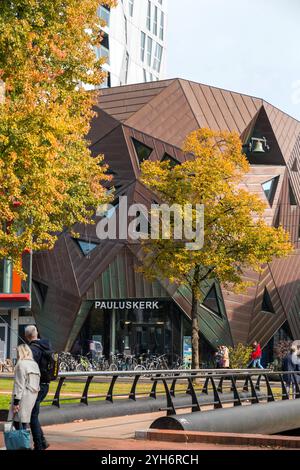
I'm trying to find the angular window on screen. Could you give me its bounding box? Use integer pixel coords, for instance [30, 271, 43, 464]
[159, 11, 165, 40]
[161, 153, 180, 168]
[74, 239, 98, 257]
[261, 287, 275, 314]
[153, 42, 163, 72]
[274, 207, 281, 229]
[147, 36, 153, 67]
[128, 0, 134, 17]
[202, 285, 222, 319]
[146, 0, 151, 30]
[132, 138, 153, 164]
[141, 32, 146, 62]
[292, 159, 298, 172]
[289, 181, 297, 206]
[262, 177, 279, 206]
[98, 5, 110, 27]
[153, 6, 158, 35]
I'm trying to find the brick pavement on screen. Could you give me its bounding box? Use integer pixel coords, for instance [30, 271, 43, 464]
[0, 412, 293, 451]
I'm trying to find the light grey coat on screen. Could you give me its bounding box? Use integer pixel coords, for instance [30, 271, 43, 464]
[8, 359, 40, 424]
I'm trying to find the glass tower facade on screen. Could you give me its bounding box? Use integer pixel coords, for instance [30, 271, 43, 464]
[97, 0, 167, 87]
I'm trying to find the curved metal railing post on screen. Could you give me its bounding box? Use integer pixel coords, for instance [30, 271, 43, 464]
[187, 377, 201, 413]
[81, 376, 94, 405]
[210, 376, 223, 409]
[106, 375, 119, 403]
[162, 378, 176, 416]
[231, 375, 242, 407]
[248, 376, 260, 404]
[279, 374, 289, 400]
[52, 376, 66, 408]
[263, 374, 275, 402]
[129, 375, 141, 401]
[202, 376, 209, 394]
[149, 373, 161, 399]
[170, 373, 180, 398]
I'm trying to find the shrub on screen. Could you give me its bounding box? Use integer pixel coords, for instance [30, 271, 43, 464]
[229, 343, 252, 369]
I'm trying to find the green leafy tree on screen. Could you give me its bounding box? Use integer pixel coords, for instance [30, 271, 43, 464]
[0, 0, 117, 270]
[140, 128, 293, 370]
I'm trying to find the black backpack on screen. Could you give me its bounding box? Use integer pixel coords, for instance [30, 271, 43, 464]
[31, 343, 60, 382]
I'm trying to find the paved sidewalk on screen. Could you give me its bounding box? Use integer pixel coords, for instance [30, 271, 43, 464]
[0, 412, 281, 451]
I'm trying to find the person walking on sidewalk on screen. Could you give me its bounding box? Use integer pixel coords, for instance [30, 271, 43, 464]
[250, 341, 264, 369]
[8, 344, 40, 434]
[25, 325, 52, 451]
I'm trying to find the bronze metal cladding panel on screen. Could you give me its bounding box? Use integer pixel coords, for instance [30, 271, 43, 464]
[87, 107, 120, 146]
[269, 250, 300, 316]
[248, 266, 287, 347]
[278, 173, 300, 246]
[97, 79, 174, 122]
[240, 165, 285, 226]
[264, 103, 300, 162]
[32, 235, 80, 296]
[32, 284, 82, 351]
[288, 134, 300, 204]
[179, 79, 262, 134]
[172, 281, 234, 349]
[90, 124, 136, 185]
[122, 125, 188, 175]
[222, 270, 260, 345]
[125, 80, 200, 148]
[287, 286, 300, 339]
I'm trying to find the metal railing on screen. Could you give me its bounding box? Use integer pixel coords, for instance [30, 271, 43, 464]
[46, 369, 300, 414]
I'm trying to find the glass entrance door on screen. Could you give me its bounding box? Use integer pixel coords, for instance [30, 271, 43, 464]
[131, 324, 165, 356]
[0, 324, 7, 361]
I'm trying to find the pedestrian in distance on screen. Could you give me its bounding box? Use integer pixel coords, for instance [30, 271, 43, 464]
[221, 345, 230, 369]
[283, 346, 300, 398]
[250, 341, 264, 369]
[215, 346, 224, 369]
[8, 344, 40, 435]
[25, 325, 55, 451]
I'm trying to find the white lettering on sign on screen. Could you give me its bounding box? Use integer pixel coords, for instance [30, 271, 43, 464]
[94, 301, 160, 310]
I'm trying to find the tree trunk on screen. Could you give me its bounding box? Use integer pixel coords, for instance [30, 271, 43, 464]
[191, 287, 200, 370]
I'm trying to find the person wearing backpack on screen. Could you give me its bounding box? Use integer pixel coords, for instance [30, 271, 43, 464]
[25, 325, 54, 451]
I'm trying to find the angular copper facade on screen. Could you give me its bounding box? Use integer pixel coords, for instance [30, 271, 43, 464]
[32, 79, 300, 353]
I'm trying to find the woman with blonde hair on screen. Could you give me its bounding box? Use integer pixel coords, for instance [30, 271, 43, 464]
[8, 344, 40, 431]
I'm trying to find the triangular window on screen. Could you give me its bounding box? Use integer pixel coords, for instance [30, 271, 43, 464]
[261, 287, 275, 314]
[74, 239, 98, 257]
[289, 182, 297, 206]
[262, 177, 279, 206]
[132, 138, 153, 164]
[161, 153, 180, 168]
[242, 106, 285, 166]
[202, 285, 222, 319]
[292, 159, 298, 172]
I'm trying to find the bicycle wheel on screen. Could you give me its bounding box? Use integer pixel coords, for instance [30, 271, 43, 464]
[59, 362, 68, 373]
[134, 365, 146, 372]
[109, 363, 118, 371]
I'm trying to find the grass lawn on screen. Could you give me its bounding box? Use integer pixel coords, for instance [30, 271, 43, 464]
[0, 378, 188, 411]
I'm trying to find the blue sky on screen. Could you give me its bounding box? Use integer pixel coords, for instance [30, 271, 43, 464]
[167, 0, 300, 120]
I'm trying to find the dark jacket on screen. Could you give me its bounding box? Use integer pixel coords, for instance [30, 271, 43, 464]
[282, 353, 300, 385]
[29, 339, 52, 384]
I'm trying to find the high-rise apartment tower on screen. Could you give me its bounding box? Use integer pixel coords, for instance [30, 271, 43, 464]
[97, 0, 167, 87]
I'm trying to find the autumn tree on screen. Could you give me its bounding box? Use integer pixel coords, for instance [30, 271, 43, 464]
[140, 128, 293, 370]
[0, 0, 117, 269]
